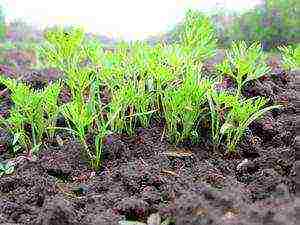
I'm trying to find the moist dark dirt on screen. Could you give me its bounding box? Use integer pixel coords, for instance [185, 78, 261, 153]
[0, 51, 297, 225]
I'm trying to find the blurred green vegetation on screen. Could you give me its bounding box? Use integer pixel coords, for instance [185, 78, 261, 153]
[218, 0, 300, 49]
[0, 9, 294, 168]
[0, 6, 5, 40]
[0, 1, 299, 52]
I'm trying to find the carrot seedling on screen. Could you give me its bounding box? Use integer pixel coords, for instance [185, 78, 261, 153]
[217, 41, 270, 96]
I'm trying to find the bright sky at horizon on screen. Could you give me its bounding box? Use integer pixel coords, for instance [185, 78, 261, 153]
[1, 0, 263, 40]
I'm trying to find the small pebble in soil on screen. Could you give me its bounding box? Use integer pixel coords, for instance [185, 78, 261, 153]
[0, 143, 7, 154]
[236, 159, 256, 176]
[103, 135, 113, 145]
[147, 213, 161, 225]
[72, 184, 89, 195]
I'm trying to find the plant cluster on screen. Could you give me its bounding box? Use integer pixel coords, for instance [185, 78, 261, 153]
[216, 41, 270, 96]
[207, 90, 279, 152]
[0, 76, 61, 155]
[0, 10, 282, 170]
[211, 41, 282, 151]
[171, 9, 217, 62]
[0, 161, 14, 177]
[162, 66, 209, 144]
[278, 44, 300, 70]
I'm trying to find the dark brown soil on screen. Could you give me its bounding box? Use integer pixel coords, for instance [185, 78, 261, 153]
[0, 51, 297, 225]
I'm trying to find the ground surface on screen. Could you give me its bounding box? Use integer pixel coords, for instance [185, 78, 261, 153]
[0, 50, 297, 225]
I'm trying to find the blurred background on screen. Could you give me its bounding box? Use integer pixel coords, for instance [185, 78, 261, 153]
[0, 0, 299, 49]
[1, 0, 263, 40]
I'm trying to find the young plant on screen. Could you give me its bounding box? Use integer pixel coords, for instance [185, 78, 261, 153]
[107, 82, 152, 136]
[39, 26, 85, 71]
[10, 133, 23, 154]
[221, 97, 281, 152]
[163, 66, 209, 144]
[40, 26, 111, 169]
[1, 77, 45, 153]
[61, 96, 109, 170]
[108, 84, 134, 136]
[65, 66, 94, 101]
[278, 44, 300, 70]
[0, 108, 30, 153]
[207, 88, 239, 148]
[134, 84, 154, 128]
[100, 42, 129, 90]
[175, 9, 217, 63]
[89, 80, 110, 169]
[0, 76, 61, 154]
[0, 161, 14, 177]
[217, 41, 271, 96]
[42, 81, 61, 139]
[62, 97, 94, 158]
[146, 44, 178, 113]
[40, 26, 103, 105]
[207, 86, 281, 152]
[92, 120, 109, 170]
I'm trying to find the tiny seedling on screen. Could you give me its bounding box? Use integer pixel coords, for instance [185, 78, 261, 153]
[108, 84, 135, 135]
[207, 88, 239, 148]
[221, 97, 281, 152]
[208, 85, 281, 152]
[0, 76, 61, 154]
[108, 82, 154, 136]
[40, 26, 102, 104]
[216, 41, 270, 96]
[278, 44, 300, 70]
[61, 97, 109, 170]
[175, 9, 217, 62]
[39, 26, 85, 71]
[62, 98, 94, 157]
[0, 161, 15, 177]
[11, 133, 22, 154]
[42, 81, 62, 139]
[163, 66, 209, 144]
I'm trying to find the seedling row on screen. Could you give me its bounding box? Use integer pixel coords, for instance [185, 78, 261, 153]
[0, 10, 299, 171]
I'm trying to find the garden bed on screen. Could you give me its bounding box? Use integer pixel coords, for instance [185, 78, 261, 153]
[0, 52, 296, 225]
[0, 11, 298, 225]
